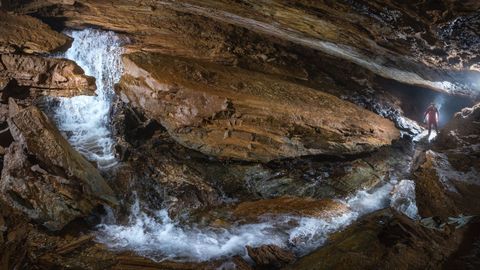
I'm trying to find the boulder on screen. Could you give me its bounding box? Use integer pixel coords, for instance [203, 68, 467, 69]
[246, 244, 295, 269]
[413, 103, 480, 220]
[180, 139, 415, 204]
[0, 106, 117, 230]
[414, 150, 480, 219]
[0, 54, 96, 100]
[109, 100, 222, 218]
[117, 52, 399, 162]
[115, 157, 221, 218]
[436, 103, 480, 149]
[287, 209, 465, 270]
[233, 196, 349, 223]
[0, 10, 70, 54]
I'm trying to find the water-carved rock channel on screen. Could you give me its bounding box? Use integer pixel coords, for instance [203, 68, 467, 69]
[47, 28, 418, 264]
[0, 2, 479, 269]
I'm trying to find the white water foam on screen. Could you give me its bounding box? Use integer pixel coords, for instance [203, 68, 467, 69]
[52, 29, 124, 169]
[390, 180, 419, 220]
[413, 130, 438, 143]
[96, 180, 413, 262]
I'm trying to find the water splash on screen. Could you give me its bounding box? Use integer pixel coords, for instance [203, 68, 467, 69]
[390, 180, 419, 220]
[51, 29, 124, 169]
[413, 130, 438, 143]
[96, 180, 410, 262]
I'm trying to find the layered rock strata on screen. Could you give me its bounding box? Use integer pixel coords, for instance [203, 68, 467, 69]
[117, 53, 399, 162]
[0, 105, 117, 230]
[6, 0, 480, 97]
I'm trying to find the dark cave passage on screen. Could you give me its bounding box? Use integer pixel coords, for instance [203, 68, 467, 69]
[379, 78, 475, 127]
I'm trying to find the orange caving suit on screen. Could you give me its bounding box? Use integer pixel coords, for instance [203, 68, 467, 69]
[424, 105, 439, 135]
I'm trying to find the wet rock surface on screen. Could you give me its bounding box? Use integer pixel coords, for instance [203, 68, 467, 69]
[233, 197, 348, 223]
[0, 1, 479, 270]
[414, 103, 480, 220]
[110, 101, 409, 218]
[288, 209, 472, 270]
[110, 100, 222, 217]
[246, 245, 295, 269]
[0, 105, 117, 230]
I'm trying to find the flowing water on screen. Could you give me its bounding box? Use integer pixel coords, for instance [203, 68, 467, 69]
[51, 29, 124, 169]
[51, 29, 420, 263]
[96, 180, 418, 262]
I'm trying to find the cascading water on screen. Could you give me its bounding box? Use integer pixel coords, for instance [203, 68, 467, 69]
[96, 180, 418, 262]
[47, 29, 420, 264]
[51, 29, 124, 169]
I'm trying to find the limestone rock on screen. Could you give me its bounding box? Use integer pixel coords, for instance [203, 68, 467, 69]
[287, 209, 464, 270]
[246, 244, 295, 268]
[413, 150, 462, 219]
[437, 103, 480, 149]
[118, 52, 399, 162]
[414, 103, 480, 220]
[0, 106, 117, 231]
[0, 54, 96, 99]
[0, 10, 70, 54]
[233, 197, 349, 223]
[6, 1, 480, 97]
[109, 100, 221, 218]
[114, 157, 221, 218]
[414, 150, 480, 220]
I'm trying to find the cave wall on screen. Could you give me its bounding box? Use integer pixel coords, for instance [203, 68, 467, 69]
[0, 1, 480, 269]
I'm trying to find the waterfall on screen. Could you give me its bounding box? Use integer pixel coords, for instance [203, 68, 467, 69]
[51, 29, 124, 169]
[46, 29, 421, 263]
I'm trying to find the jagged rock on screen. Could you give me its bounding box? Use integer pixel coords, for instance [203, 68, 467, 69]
[437, 103, 480, 149]
[115, 157, 220, 218]
[287, 209, 466, 270]
[413, 103, 480, 220]
[0, 54, 96, 100]
[0, 106, 117, 231]
[233, 197, 349, 223]
[413, 103, 480, 221]
[185, 135, 414, 203]
[444, 217, 480, 270]
[231, 256, 253, 270]
[246, 244, 295, 268]
[0, 9, 70, 54]
[118, 52, 399, 162]
[414, 150, 480, 220]
[0, 207, 29, 270]
[109, 100, 221, 218]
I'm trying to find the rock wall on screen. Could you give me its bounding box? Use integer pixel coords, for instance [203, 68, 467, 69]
[414, 103, 480, 219]
[0, 8, 96, 130]
[0, 5, 113, 234]
[0, 1, 479, 269]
